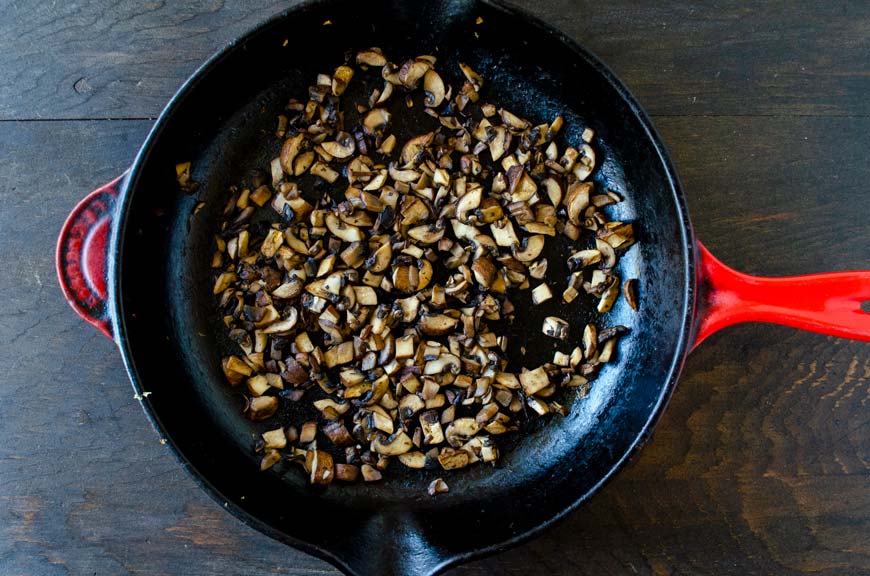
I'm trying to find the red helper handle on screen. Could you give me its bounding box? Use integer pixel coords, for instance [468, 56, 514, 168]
[693, 242, 870, 350]
[56, 173, 127, 340]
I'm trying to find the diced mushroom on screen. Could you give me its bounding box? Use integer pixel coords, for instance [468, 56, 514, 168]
[335, 463, 360, 482]
[245, 396, 278, 421]
[564, 182, 591, 224]
[363, 108, 391, 136]
[531, 283, 553, 305]
[280, 134, 305, 174]
[399, 451, 427, 469]
[437, 447, 470, 470]
[420, 410, 445, 445]
[624, 278, 639, 311]
[321, 131, 356, 159]
[423, 70, 446, 107]
[326, 213, 364, 242]
[310, 161, 339, 183]
[419, 314, 459, 336]
[519, 366, 550, 396]
[512, 235, 545, 262]
[471, 256, 497, 288]
[260, 449, 282, 471]
[542, 316, 569, 340]
[324, 341, 355, 368]
[407, 223, 445, 244]
[597, 279, 619, 313]
[372, 431, 413, 455]
[583, 324, 597, 359]
[262, 428, 287, 449]
[356, 48, 387, 67]
[445, 417, 480, 447]
[361, 463, 382, 482]
[306, 449, 334, 485]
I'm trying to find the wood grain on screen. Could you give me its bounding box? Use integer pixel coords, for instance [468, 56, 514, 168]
[0, 1, 868, 575]
[0, 1, 868, 120]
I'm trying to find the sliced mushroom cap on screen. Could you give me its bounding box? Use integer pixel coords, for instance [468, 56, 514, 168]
[392, 259, 433, 293]
[372, 431, 414, 455]
[423, 69, 446, 107]
[325, 212, 364, 242]
[582, 323, 598, 359]
[321, 131, 356, 159]
[398, 58, 432, 89]
[362, 109, 392, 139]
[506, 166, 537, 202]
[437, 447, 470, 470]
[420, 410, 445, 445]
[399, 393, 425, 419]
[261, 308, 299, 334]
[564, 182, 592, 224]
[445, 417, 480, 447]
[458, 62, 483, 90]
[407, 223, 445, 245]
[512, 234, 545, 262]
[356, 48, 387, 67]
[488, 126, 511, 162]
[399, 195, 430, 226]
[400, 132, 434, 166]
[490, 218, 519, 247]
[456, 186, 482, 222]
[280, 133, 305, 174]
[595, 238, 617, 269]
[245, 396, 279, 421]
[424, 353, 461, 375]
[365, 241, 392, 273]
[567, 249, 602, 270]
[419, 314, 459, 336]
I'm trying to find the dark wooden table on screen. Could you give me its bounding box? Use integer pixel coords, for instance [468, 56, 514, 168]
[2, 1, 869, 574]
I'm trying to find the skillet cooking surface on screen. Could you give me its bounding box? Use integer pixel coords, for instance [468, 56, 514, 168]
[113, 0, 693, 571]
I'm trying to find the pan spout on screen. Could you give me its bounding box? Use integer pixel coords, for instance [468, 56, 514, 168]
[331, 511, 448, 576]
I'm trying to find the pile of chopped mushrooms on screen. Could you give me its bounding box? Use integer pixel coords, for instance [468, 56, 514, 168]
[207, 48, 637, 494]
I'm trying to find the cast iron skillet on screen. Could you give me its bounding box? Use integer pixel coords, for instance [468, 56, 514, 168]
[56, 0, 870, 574]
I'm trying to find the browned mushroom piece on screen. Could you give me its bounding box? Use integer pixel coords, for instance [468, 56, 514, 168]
[371, 431, 414, 455]
[428, 478, 450, 496]
[624, 278, 639, 311]
[363, 108, 391, 137]
[245, 396, 278, 421]
[335, 463, 360, 482]
[361, 464, 382, 482]
[356, 48, 387, 67]
[419, 314, 459, 336]
[423, 69, 446, 107]
[542, 316, 570, 340]
[321, 131, 356, 159]
[306, 449, 335, 485]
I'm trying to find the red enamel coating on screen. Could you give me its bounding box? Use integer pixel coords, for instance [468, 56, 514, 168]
[56, 172, 127, 339]
[693, 242, 870, 349]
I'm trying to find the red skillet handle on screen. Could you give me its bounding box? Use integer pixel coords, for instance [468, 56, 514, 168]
[56, 173, 127, 340]
[693, 242, 870, 350]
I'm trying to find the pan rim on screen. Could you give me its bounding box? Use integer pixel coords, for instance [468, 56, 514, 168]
[108, 0, 697, 573]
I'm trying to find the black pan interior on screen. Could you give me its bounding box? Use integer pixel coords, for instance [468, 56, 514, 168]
[113, 0, 693, 573]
